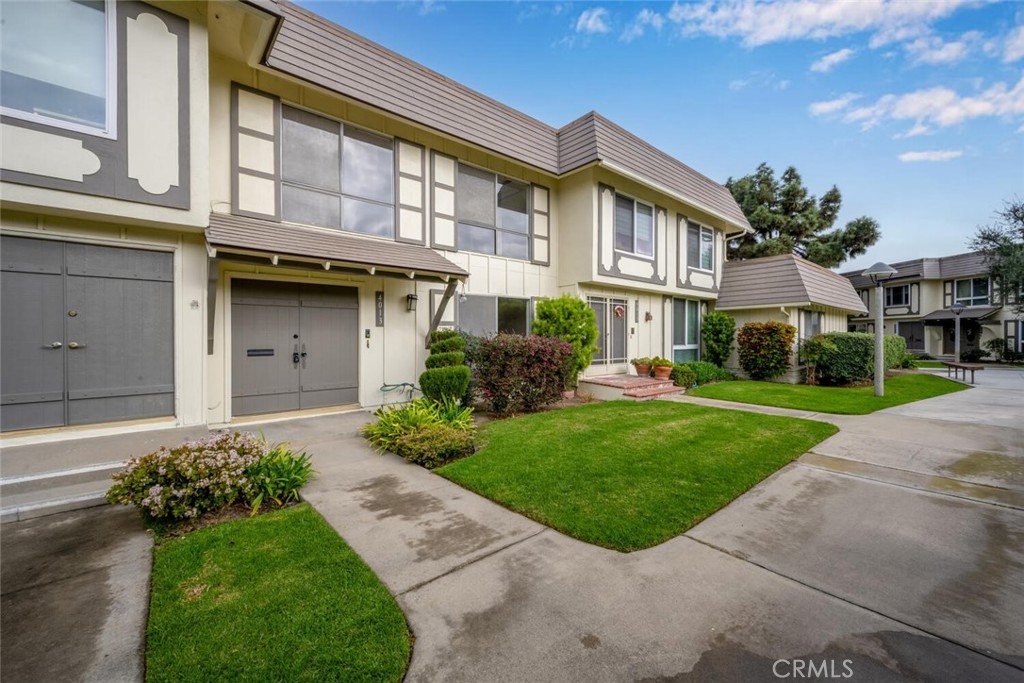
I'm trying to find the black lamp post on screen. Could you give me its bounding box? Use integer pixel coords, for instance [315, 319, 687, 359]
[951, 301, 966, 362]
[862, 262, 898, 397]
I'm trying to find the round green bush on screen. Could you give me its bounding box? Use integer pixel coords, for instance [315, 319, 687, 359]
[700, 311, 736, 368]
[419, 365, 471, 402]
[425, 351, 465, 369]
[737, 321, 797, 380]
[532, 296, 599, 388]
[670, 364, 697, 388]
[430, 336, 466, 354]
[395, 423, 475, 469]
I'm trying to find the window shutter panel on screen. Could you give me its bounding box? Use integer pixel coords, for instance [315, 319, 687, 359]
[431, 151, 457, 250]
[396, 139, 426, 244]
[531, 184, 550, 266]
[231, 83, 280, 220]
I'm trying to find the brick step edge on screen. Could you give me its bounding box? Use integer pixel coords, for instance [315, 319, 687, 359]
[623, 386, 685, 399]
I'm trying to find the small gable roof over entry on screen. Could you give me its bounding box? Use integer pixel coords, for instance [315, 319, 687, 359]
[717, 254, 868, 314]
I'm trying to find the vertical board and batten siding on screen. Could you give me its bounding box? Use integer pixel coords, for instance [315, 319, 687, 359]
[396, 141, 427, 245]
[231, 83, 281, 220]
[430, 151, 458, 250]
[265, 2, 560, 174]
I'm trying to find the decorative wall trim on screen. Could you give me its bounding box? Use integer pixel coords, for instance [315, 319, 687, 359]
[429, 151, 457, 251]
[0, 1, 190, 209]
[231, 82, 281, 221]
[530, 183, 550, 266]
[596, 183, 666, 286]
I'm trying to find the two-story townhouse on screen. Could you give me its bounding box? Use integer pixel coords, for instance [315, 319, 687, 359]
[1, 0, 751, 438]
[841, 251, 1022, 360]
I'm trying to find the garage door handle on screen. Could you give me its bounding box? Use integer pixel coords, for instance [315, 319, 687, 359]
[68, 341, 85, 349]
[45, 341, 63, 349]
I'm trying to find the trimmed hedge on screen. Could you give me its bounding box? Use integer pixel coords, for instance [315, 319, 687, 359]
[700, 312, 736, 368]
[682, 361, 734, 385]
[670, 364, 697, 389]
[425, 351, 465, 369]
[419, 365, 471, 402]
[474, 334, 573, 415]
[395, 423, 475, 469]
[429, 336, 466, 354]
[737, 321, 797, 380]
[814, 332, 908, 385]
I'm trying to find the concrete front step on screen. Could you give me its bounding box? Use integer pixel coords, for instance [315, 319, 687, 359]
[578, 374, 680, 401]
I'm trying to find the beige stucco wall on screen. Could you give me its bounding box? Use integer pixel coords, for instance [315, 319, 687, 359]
[1, 210, 209, 428]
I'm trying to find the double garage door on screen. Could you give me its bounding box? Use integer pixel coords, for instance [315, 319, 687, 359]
[231, 280, 359, 416]
[1, 236, 174, 432]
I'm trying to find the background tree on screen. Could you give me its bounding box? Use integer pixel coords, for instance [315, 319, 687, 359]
[726, 163, 880, 268]
[970, 198, 1024, 316]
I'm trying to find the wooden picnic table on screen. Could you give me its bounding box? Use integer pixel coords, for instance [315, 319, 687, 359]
[942, 361, 984, 384]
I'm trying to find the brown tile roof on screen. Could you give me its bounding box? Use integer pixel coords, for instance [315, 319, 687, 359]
[206, 212, 468, 279]
[717, 254, 868, 314]
[259, 1, 751, 234]
[841, 251, 988, 289]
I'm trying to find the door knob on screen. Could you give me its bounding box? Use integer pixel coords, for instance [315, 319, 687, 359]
[46, 341, 63, 349]
[292, 351, 300, 364]
[68, 341, 83, 349]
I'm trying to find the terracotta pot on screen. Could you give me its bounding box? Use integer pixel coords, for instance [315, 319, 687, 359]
[653, 365, 672, 380]
[634, 364, 652, 376]
[562, 389, 575, 399]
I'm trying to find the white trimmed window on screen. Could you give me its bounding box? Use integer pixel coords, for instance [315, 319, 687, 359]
[614, 194, 655, 258]
[457, 296, 530, 336]
[456, 165, 530, 260]
[954, 277, 989, 306]
[672, 298, 701, 363]
[687, 222, 714, 271]
[885, 284, 909, 307]
[280, 105, 395, 238]
[0, 0, 117, 137]
[801, 310, 823, 338]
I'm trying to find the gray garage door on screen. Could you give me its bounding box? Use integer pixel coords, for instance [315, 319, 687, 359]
[1, 236, 174, 432]
[231, 280, 358, 416]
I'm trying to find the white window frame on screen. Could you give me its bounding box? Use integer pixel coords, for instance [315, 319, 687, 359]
[953, 277, 990, 306]
[672, 298, 701, 363]
[614, 193, 656, 259]
[1, 0, 118, 139]
[800, 309, 823, 338]
[696, 224, 715, 272]
[885, 284, 910, 307]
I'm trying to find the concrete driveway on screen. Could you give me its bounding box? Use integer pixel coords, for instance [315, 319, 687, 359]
[276, 368, 1024, 682]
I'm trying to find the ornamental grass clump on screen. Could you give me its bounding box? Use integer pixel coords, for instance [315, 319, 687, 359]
[106, 431, 314, 522]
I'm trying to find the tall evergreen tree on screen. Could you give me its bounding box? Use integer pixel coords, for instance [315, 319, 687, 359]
[971, 198, 1024, 316]
[725, 163, 880, 268]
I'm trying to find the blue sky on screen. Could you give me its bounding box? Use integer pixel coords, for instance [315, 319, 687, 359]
[297, 0, 1023, 272]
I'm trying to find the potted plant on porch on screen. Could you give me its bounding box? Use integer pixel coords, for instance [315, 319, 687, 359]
[631, 357, 653, 377]
[651, 357, 673, 380]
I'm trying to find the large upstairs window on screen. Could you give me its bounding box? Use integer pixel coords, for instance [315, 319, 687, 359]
[954, 277, 989, 306]
[456, 165, 530, 260]
[280, 105, 395, 238]
[0, 0, 116, 137]
[885, 284, 909, 307]
[614, 194, 654, 257]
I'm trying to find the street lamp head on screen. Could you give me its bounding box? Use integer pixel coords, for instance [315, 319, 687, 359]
[862, 262, 898, 285]
[951, 301, 966, 315]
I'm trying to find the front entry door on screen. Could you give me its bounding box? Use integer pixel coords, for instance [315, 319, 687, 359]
[231, 280, 358, 416]
[0, 236, 175, 432]
[943, 320, 981, 356]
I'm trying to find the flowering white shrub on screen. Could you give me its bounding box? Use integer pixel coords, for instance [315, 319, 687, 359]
[106, 432, 268, 521]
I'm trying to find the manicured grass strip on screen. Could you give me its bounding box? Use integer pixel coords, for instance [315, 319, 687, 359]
[438, 401, 836, 552]
[915, 361, 946, 368]
[690, 373, 967, 415]
[147, 504, 409, 683]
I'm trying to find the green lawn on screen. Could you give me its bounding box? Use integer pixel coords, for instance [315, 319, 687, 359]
[147, 504, 410, 683]
[437, 401, 836, 552]
[690, 373, 966, 415]
[915, 361, 946, 368]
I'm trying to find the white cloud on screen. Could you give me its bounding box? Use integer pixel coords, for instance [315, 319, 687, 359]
[811, 47, 856, 72]
[894, 123, 931, 138]
[841, 75, 1024, 131]
[575, 7, 611, 34]
[904, 31, 981, 65]
[621, 9, 665, 42]
[729, 70, 790, 92]
[418, 0, 445, 16]
[665, 0, 981, 48]
[808, 92, 862, 116]
[897, 149, 964, 162]
[1004, 25, 1024, 63]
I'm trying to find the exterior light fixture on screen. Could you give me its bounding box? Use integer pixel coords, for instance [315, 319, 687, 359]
[406, 294, 418, 312]
[861, 262, 897, 397]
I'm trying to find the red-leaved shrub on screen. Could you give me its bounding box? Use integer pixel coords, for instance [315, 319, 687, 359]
[474, 334, 573, 415]
[736, 321, 797, 380]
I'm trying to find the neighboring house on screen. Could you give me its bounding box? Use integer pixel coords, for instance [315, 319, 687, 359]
[715, 254, 868, 382]
[841, 251, 1022, 360]
[0, 0, 750, 435]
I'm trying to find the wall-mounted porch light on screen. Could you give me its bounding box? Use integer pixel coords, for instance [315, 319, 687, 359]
[406, 294, 419, 312]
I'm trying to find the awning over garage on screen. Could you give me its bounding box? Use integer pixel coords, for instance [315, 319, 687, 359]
[206, 212, 468, 282]
[921, 306, 1002, 325]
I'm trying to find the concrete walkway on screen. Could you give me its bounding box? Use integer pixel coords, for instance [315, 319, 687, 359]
[266, 368, 1024, 682]
[2, 368, 1021, 681]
